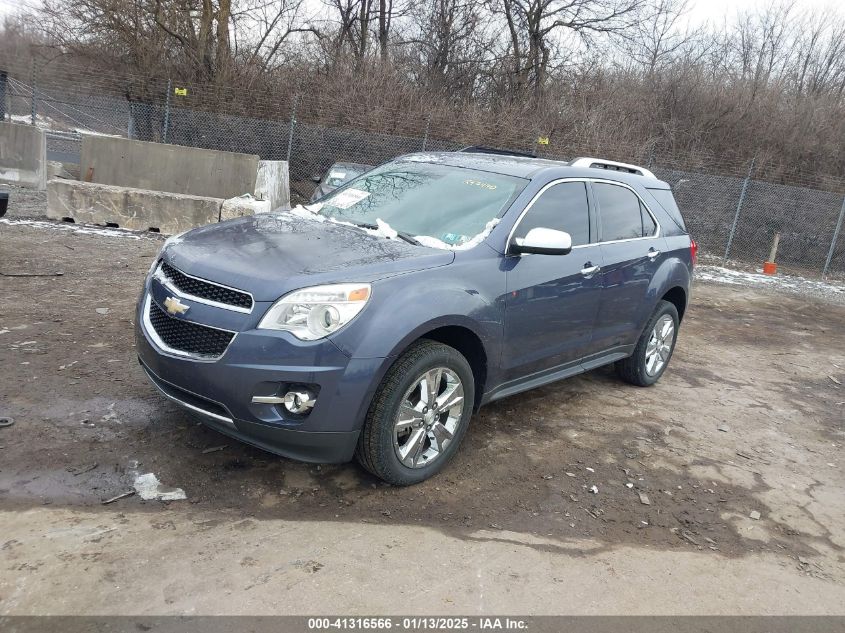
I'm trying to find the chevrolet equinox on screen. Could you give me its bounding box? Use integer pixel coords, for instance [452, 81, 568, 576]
[136, 150, 695, 485]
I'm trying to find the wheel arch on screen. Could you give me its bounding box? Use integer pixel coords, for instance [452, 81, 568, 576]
[661, 286, 687, 321]
[417, 325, 488, 411]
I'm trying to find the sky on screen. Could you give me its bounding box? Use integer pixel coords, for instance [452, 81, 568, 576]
[682, 0, 841, 26]
[0, 0, 841, 24]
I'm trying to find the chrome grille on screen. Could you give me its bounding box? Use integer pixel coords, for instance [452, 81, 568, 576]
[159, 261, 253, 311]
[147, 298, 235, 358]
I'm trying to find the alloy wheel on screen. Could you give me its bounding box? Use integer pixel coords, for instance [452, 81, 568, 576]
[393, 367, 465, 468]
[645, 314, 675, 376]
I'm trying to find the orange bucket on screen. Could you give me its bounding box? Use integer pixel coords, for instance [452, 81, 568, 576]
[762, 261, 778, 275]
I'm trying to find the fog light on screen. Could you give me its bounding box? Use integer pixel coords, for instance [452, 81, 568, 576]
[283, 390, 316, 414]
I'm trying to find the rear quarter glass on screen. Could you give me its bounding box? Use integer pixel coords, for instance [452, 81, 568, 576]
[646, 187, 686, 235]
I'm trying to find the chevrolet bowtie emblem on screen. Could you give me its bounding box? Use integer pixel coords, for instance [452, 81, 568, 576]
[163, 296, 190, 315]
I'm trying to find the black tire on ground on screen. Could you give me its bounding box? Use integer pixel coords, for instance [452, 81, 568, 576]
[616, 300, 680, 387]
[355, 339, 475, 486]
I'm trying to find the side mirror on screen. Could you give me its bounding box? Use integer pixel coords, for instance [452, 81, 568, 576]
[310, 175, 322, 183]
[510, 227, 573, 256]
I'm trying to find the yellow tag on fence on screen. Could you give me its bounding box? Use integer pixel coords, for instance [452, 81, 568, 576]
[537, 136, 550, 145]
[174, 87, 188, 96]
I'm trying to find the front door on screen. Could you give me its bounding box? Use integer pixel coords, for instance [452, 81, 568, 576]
[503, 181, 603, 381]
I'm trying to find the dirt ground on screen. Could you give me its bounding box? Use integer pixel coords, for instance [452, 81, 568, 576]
[1, 205, 845, 614]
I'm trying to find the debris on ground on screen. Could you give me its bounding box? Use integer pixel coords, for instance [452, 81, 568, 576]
[102, 491, 135, 505]
[717, 424, 730, 432]
[750, 510, 761, 520]
[201, 445, 228, 454]
[0, 271, 64, 277]
[95, 307, 110, 315]
[638, 492, 651, 505]
[69, 463, 98, 476]
[589, 485, 598, 494]
[133, 473, 187, 501]
[0, 417, 14, 428]
[680, 530, 700, 546]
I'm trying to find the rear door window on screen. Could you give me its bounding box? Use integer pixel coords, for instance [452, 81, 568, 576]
[647, 188, 686, 231]
[593, 183, 654, 241]
[514, 181, 591, 246]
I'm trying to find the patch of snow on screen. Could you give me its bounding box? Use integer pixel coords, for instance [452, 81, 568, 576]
[10, 113, 53, 129]
[287, 204, 325, 221]
[415, 218, 501, 251]
[399, 153, 445, 163]
[0, 218, 149, 240]
[74, 128, 120, 138]
[695, 265, 845, 299]
[133, 473, 186, 501]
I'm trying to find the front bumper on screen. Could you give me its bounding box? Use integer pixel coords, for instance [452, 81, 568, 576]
[135, 280, 386, 463]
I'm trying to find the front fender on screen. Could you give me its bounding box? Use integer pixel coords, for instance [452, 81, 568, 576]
[331, 269, 504, 361]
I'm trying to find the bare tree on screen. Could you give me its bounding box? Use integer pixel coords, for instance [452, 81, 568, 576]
[488, 0, 650, 99]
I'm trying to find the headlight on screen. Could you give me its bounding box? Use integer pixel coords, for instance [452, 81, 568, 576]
[258, 283, 372, 340]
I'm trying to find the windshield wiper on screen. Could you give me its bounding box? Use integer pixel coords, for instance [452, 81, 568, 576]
[341, 220, 422, 246]
[394, 231, 422, 246]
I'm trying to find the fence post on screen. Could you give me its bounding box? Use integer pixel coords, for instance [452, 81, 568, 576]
[421, 114, 432, 151]
[723, 156, 756, 263]
[163, 79, 172, 143]
[823, 196, 845, 279]
[285, 94, 298, 164]
[0, 70, 6, 121]
[30, 60, 37, 125]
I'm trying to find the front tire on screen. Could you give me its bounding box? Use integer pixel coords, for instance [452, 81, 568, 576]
[616, 300, 679, 387]
[356, 340, 475, 485]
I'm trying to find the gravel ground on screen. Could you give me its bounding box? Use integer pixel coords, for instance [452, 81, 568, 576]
[0, 184, 47, 219]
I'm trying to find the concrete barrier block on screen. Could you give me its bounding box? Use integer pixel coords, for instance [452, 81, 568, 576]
[47, 179, 224, 235]
[0, 122, 47, 189]
[255, 160, 290, 211]
[220, 196, 271, 221]
[80, 136, 259, 199]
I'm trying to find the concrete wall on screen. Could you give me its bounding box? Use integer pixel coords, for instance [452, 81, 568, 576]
[80, 136, 259, 200]
[0, 122, 47, 189]
[47, 179, 226, 235]
[255, 160, 290, 211]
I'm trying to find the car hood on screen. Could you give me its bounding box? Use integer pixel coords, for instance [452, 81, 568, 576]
[162, 213, 455, 301]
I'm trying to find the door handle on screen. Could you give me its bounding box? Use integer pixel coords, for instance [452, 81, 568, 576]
[580, 264, 601, 277]
[647, 249, 661, 259]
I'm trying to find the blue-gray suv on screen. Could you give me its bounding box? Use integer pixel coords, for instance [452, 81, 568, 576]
[136, 150, 695, 485]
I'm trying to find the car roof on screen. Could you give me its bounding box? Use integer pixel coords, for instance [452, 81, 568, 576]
[394, 151, 670, 188]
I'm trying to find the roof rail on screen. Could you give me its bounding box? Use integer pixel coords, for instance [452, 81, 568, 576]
[458, 145, 537, 159]
[569, 157, 656, 179]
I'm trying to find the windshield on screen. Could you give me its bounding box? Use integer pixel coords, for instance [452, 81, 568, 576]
[314, 160, 527, 247]
[324, 166, 367, 188]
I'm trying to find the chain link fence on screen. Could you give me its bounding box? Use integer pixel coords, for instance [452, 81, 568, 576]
[2, 59, 844, 279]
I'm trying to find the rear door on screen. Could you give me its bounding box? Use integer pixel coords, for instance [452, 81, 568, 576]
[589, 181, 666, 358]
[503, 180, 603, 380]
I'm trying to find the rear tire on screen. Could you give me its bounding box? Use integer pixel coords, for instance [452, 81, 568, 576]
[616, 300, 679, 387]
[355, 340, 474, 485]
